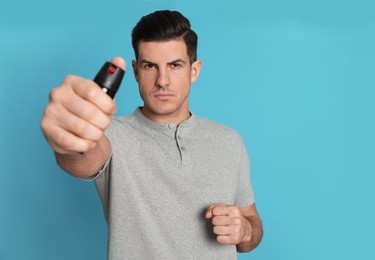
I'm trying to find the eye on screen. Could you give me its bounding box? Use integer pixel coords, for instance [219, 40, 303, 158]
[171, 63, 182, 69]
[144, 63, 156, 69]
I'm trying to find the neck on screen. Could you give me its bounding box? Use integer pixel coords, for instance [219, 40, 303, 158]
[140, 106, 191, 126]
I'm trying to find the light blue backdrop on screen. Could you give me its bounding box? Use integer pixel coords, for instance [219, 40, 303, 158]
[1, 0, 374, 259]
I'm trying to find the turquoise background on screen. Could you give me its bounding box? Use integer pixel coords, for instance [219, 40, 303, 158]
[1, 0, 374, 259]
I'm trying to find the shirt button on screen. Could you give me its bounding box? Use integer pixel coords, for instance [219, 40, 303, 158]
[168, 123, 175, 129]
[177, 135, 182, 140]
[181, 146, 186, 151]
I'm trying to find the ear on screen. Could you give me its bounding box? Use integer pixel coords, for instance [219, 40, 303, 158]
[132, 60, 139, 83]
[190, 60, 202, 83]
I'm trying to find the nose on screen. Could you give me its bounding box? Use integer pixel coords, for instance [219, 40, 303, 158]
[156, 68, 170, 88]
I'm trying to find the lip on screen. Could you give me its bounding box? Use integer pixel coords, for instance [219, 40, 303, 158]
[153, 92, 175, 100]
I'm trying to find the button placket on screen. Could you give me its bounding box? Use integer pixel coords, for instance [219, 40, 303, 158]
[175, 129, 186, 155]
[175, 126, 192, 168]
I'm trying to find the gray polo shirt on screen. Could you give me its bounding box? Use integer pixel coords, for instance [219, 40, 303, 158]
[94, 108, 255, 259]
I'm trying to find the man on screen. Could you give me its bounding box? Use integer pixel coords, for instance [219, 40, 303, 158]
[41, 10, 263, 259]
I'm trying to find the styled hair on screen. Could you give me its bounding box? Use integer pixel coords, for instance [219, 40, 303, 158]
[132, 10, 198, 64]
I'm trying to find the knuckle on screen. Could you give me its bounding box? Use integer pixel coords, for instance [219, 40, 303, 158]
[213, 226, 219, 234]
[43, 103, 55, 117]
[212, 206, 220, 215]
[91, 129, 104, 141]
[40, 117, 49, 133]
[228, 206, 239, 215]
[234, 225, 241, 234]
[101, 116, 111, 129]
[233, 217, 241, 226]
[81, 105, 96, 120]
[234, 233, 241, 242]
[217, 236, 226, 244]
[80, 141, 92, 152]
[58, 133, 90, 152]
[40, 119, 45, 131]
[74, 120, 89, 136]
[74, 119, 103, 141]
[41, 106, 58, 133]
[62, 74, 76, 85]
[84, 86, 99, 100]
[57, 133, 74, 150]
[106, 102, 116, 114]
[49, 87, 61, 102]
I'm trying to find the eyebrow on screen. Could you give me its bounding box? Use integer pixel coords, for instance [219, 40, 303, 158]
[139, 58, 187, 65]
[168, 58, 186, 65]
[139, 59, 155, 65]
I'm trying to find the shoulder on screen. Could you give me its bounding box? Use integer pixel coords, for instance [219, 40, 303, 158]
[193, 114, 243, 143]
[111, 114, 135, 126]
[105, 114, 136, 136]
[192, 115, 247, 163]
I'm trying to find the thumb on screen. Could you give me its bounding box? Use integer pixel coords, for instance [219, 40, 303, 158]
[205, 205, 215, 219]
[111, 56, 126, 71]
[205, 203, 226, 219]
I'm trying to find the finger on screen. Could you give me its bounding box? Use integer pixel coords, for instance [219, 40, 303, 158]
[54, 106, 104, 141]
[216, 235, 236, 245]
[65, 76, 116, 115]
[111, 56, 126, 71]
[213, 225, 231, 236]
[205, 203, 225, 219]
[205, 205, 215, 219]
[60, 91, 112, 130]
[44, 100, 105, 141]
[212, 216, 232, 226]
[43, 123, 96, 154]
[212, 204, 230, 216]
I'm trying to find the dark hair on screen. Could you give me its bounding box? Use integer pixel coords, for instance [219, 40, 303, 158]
[132, 10, 198, 64]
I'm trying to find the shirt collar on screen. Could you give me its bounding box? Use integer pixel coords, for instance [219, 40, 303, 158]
[133, 107, 197, 138]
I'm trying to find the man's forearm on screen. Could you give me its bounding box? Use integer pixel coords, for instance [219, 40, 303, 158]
[55, 136, 112, 179]
[236, 215, 263, 252]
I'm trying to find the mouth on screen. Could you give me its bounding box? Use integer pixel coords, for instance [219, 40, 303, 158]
[153, 92, 175, 100]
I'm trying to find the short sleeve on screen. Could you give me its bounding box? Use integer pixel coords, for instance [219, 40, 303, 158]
[235, 140, 255, 207]
[91, 156, 111, 222]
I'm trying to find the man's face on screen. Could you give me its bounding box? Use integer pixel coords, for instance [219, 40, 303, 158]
[132, 38, 201, 123]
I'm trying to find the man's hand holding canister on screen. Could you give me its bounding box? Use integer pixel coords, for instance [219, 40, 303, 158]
[40, 57, 126, 178]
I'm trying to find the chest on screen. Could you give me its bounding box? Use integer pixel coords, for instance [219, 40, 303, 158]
[110, 130, 241, 208]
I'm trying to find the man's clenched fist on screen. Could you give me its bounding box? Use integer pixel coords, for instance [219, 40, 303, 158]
[205, 203, 252, 245]
[40, 57, 125, 155]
